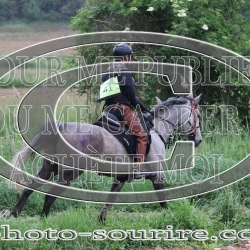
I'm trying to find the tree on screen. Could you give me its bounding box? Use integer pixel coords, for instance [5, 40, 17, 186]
[0, 0, 85, 22]
[70, 0, 250, 125]
[0, 0, 21, 21]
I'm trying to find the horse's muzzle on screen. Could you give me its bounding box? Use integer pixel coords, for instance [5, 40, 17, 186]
[187, 133, 202, 147]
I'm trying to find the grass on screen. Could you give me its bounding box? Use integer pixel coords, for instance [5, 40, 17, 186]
[0, 20, 72, 33]
[0, 56, 72, 88]
[0, 20, 250, 249]
[0, 20, 76, 91]
[0, 87, 250, 249]
[0, 196, 248, 249]
[0, 20, 76, 65]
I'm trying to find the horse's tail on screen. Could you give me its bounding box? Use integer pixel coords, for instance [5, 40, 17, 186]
[9, 121, 62, 191]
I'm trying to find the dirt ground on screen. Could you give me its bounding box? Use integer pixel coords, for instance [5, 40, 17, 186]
[0, 87, 30, 99]
[0, 26, 76, 55]
[0, 87, 82, 109]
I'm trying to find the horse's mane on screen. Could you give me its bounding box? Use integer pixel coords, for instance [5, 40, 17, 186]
[151, 96, 189, 113]
[161, 96, 189, 108]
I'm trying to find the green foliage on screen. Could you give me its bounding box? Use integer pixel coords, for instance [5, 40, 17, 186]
[21, 0, 42, 21]
[0, 0, 21, 21]
[1, 89, 250, 249]
[70, 0, 250, 125]
[0, 0, 85, 22]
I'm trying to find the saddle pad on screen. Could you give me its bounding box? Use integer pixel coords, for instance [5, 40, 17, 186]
[93, 120, 137, 155]
[93, 115, 151, 157]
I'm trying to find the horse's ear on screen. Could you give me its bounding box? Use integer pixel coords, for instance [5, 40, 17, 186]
[155, 97, 163, 105]
[187, 93, 194, 99]
[194, 93, 202, 104]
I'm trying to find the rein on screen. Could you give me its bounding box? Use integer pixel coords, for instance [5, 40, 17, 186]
[187, 98, 199, 134]
[174, 98, 200, 135]
[145, 109, 176, 148]
[146, 98, 200, 147]
[145, 109, 176, 128]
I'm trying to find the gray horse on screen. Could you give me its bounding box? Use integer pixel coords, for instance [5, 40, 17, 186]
[7, 94, 202, 221]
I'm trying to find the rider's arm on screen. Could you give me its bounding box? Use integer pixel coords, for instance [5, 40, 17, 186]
[119, 72, 146, 111]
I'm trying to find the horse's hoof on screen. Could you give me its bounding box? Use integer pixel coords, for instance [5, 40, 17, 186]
[98, 215, 106, 224]
[160, 202, 168, 209]
[0, 209, 13, 219]
[40, 212, 48, 219]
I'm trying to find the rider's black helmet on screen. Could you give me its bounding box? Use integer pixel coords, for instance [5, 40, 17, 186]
[113, 43, 133, 56]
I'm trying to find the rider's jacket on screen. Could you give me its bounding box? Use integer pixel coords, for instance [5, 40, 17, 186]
[99, 63, 145, 110]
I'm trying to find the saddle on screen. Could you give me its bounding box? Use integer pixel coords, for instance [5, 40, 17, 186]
[93, 112, 153, 160]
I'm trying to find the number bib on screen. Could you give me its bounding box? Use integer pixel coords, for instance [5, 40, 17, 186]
[98, 76, 121, 101]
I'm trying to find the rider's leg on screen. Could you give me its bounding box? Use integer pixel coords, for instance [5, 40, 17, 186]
[122, 104, 155, 178]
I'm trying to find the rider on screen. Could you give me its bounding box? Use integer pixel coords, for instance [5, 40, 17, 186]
[99, 43, 155, 178]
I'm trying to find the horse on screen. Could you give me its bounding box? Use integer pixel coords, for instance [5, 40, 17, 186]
[5, 93, 202, 222]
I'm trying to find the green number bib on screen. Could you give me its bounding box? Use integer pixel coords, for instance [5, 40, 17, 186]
[98, 76, 121, 101]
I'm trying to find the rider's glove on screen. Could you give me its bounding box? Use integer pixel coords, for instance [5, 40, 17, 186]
[140, 103, 147, 112]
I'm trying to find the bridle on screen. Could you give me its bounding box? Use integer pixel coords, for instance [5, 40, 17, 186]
[148, 98, 200, 146]
[179, 98, 200, 135]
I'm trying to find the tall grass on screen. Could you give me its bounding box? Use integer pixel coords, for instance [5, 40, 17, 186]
[0, 55, 71, 88]
[0, 20, 73, 34]
[0, 88, 250, 249]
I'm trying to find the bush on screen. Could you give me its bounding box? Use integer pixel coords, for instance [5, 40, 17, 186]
[70, 0, 250, 126]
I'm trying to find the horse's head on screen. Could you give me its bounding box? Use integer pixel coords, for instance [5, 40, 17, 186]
[177, 93, 202, 147]
[152, 93, 202, 147]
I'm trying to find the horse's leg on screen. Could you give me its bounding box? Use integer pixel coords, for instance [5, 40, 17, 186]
[10, 159, 58, 218]
[150, 174, 167, 208]
[99, 180, 125, 223]
[40, 168, 83, 218]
